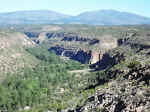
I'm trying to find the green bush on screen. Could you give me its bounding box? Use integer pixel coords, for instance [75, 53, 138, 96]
[127, 58, 140, 69]
[96, 71, 109, 81]
[96, 107, 104, 112]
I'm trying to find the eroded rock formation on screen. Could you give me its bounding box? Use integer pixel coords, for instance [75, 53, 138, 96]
[75, 85, 150, 112]
[49, 46, 91, 64]
[89, 51, 104, 64]
[25, 31, 120, 67]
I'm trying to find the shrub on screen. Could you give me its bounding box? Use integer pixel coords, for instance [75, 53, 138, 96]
[127, 58, 140, 69]
[96, 71, 109, 81]
[96, 107, 104, 112]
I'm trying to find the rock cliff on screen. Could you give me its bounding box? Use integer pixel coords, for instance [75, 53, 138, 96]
[24, 31, 122, 68]
[47, 34, 119, 65]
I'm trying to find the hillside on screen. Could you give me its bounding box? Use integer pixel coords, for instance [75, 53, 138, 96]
[0, 10, 150, 25]
[74, 10, 150, 25]
[0, 30, 38, 77]
[0, 10, 70, 25]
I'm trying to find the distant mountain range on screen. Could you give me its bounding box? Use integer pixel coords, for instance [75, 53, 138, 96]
[0, 9, 150, 25]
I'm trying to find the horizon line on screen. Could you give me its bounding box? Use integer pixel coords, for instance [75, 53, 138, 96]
[0, 9, 150, 18]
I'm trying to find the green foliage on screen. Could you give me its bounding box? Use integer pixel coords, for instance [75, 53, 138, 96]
[127, 58, 140, 69]
[65, 60, 88, 70]
[25, 46, 87, 71]
[25, 47, 61, 64]
[0, 46, 94, 111]
[96, 107, 104, 112]
[96, 71, 109, 81]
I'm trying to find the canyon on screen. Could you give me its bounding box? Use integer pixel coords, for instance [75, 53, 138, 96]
[25, 31, 119, 68]
[0, 25, 150, 112]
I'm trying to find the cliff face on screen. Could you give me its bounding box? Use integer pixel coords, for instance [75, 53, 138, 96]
[46, 34, 119, 65]
[25, 32, 99, 44]
[49, 46, 91, 64]
[49, 44, 118, 66]
[25, 31, 119, 66]
[89, 51, 104, 64]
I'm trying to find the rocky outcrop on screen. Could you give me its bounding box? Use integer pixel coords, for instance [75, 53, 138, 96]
[118, 32, 150, 52]
[118, 37, 150, 51]
[49, 46, 120, 67]
[89, 39, 100, 45]
[24, 32, 40, 38]
[89, 51, 104, 65]
[89, 51, 125, 70]
[71, 50, 91, 64]
[49, 46, 91, 64]
[62, 36, 89, 42]
[71, 64, 150, 112]
[26, 32, 101, 45]
[49, 37, 119, 66]
[24, 32, 41, 44]
[122, 64, 150, 85]
[49, 46, 105, 64]
[46, 32, 66, 39]
[46, 32, 94, 43]
[74, 85, 150, 112]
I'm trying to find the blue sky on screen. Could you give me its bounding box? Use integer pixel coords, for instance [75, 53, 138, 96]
[0, 0, 150, 17]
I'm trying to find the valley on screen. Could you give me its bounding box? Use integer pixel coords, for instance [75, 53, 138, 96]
[0, 24, 150, 112]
